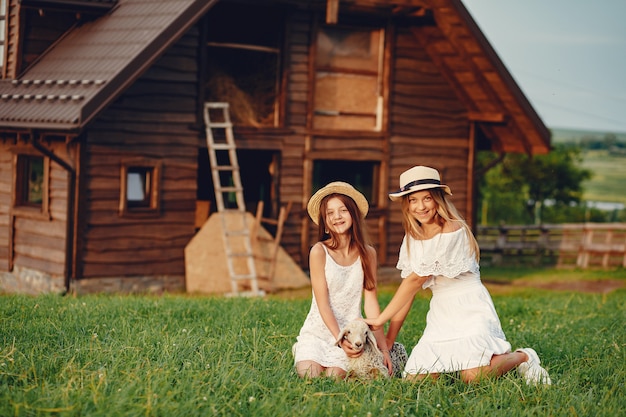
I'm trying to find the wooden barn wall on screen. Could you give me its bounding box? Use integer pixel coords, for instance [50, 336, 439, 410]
[0, 141, 69, 275]
[277, 11, 394, 266]
[77, 30, 200, 279]
[254, 16, 474, 268]
[385, 27, 471, 263]
[0, 147, 12, 270]
[278, 10, 313, 266]
[3, 0, 20, 78]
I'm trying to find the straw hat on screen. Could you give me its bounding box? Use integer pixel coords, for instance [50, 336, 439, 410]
[388, 166, 452, 202]
[307, 181, 369, 225]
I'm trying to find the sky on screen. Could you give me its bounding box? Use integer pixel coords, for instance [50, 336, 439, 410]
[461, 0, 626, 134]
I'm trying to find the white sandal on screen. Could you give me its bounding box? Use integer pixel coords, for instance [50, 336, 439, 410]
[516, 348, 552, 385]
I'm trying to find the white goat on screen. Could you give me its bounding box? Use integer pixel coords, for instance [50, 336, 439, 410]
[336, 320, 389, 380]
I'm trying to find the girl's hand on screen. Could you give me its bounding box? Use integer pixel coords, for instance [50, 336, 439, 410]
[338, 338, 364, 358]
[382, 350, 393, 376]
[363, 317, 383, 331]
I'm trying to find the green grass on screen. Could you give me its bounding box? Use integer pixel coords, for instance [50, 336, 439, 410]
[1, 274, 625, 416]
[480, 265, 626, 284]
[580, 150, 626, 205]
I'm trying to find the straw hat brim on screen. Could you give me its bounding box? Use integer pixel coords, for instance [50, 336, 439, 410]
[307, 182, 369, 225]
[388, 183, 452, 202]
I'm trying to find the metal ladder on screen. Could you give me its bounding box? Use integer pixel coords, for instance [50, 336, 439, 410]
[203, 102, 261, 297]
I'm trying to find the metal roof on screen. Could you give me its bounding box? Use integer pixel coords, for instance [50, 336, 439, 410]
[0, 0, 218, 131]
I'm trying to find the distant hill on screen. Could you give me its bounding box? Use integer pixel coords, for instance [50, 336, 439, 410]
[550, 127, 626, 144]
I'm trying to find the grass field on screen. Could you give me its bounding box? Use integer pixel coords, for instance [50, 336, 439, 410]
[550, 128, 626, 206]
[580, 150, 626, 206]
[1, 267, 625, 417]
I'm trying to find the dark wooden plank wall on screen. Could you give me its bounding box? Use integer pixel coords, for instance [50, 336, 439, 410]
[385, 27, 471, 263]
[279, 10, 313, 266]
[0, 142, 69, 275]
[78, 30, 201, 279]
[3, 0, 19, 78]
[0, 149, 12, 270]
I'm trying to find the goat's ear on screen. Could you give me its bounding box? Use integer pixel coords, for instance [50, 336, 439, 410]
[335, 329, 348, 346]
[366, 330, 382, 355]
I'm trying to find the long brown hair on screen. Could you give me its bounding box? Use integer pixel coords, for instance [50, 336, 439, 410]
[316, 193, 376, 290]
[400, 188, 480, 261]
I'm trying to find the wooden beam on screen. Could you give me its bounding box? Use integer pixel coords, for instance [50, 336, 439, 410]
[391, 5, 427, 17]
[326, 0, 339, 24]
[467, 111, 506, 123]
[467, 121, 476, 230]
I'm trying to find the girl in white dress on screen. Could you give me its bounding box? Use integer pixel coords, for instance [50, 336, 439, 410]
[365, 166, 551, 384]
[293, 182, 393, 378]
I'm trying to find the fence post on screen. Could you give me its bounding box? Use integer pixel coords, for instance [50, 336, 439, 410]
[493, 225, 507, 265]
[577, 225, 590, 268]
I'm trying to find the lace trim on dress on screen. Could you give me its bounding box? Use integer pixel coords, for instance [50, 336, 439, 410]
[396, 228, 479, 287]
[413, 257, 478, 279]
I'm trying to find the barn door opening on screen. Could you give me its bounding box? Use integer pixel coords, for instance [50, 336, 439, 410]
[312, 159, 379, 207]
[196, 148, 280, 229]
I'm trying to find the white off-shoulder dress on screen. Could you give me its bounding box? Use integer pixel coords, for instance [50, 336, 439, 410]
[293, 244, 363, 371]
[398, 228, 511, 375]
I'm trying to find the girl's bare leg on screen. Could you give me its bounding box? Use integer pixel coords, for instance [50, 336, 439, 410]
[324, 367, 347, 379]
[460, 351, 527, 383]
[296, 361, 323, 378]
[296, 361, 347, 379]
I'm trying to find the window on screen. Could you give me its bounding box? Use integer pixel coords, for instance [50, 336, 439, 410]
[312, 160, 379, 206]
[204, 3, 283, 127]
[119, 160, 161, 217]
[12, 153, 50, 218]
[313, 25, 385, 131]
[126, 167, 154, 208]
[17, 155, 44, 206]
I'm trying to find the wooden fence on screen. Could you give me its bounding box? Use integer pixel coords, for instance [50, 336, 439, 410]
[476, 223, 626, 269]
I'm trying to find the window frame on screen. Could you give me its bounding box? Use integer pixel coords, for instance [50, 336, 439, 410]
[11, 151, 50, 220]
[312, 24, 386, 132]
[119, 159, 162, 218]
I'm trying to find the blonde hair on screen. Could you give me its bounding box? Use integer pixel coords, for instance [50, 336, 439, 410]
[400, 188, 480, 261]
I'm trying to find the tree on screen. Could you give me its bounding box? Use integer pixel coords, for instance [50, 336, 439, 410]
[477, 144, 592, 225]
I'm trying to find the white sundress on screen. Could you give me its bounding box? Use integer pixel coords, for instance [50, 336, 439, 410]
[293, 244, 364, 371]
[398, 228, 512, 375]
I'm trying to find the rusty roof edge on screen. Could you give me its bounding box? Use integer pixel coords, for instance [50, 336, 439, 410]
[79, 0, 221, 130]
[448, 0, 551, 151]
[0, 120, 82, 132]
[20, 0, 118, 14]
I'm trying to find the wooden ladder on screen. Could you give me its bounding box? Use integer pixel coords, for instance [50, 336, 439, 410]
[252, 200, 293, 292]
[203, 102, 262, 297]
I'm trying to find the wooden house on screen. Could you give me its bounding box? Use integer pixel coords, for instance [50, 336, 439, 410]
[0, 0, 550, 295]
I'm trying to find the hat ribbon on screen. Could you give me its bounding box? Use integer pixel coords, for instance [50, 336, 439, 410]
[400, 179, 441, 191]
